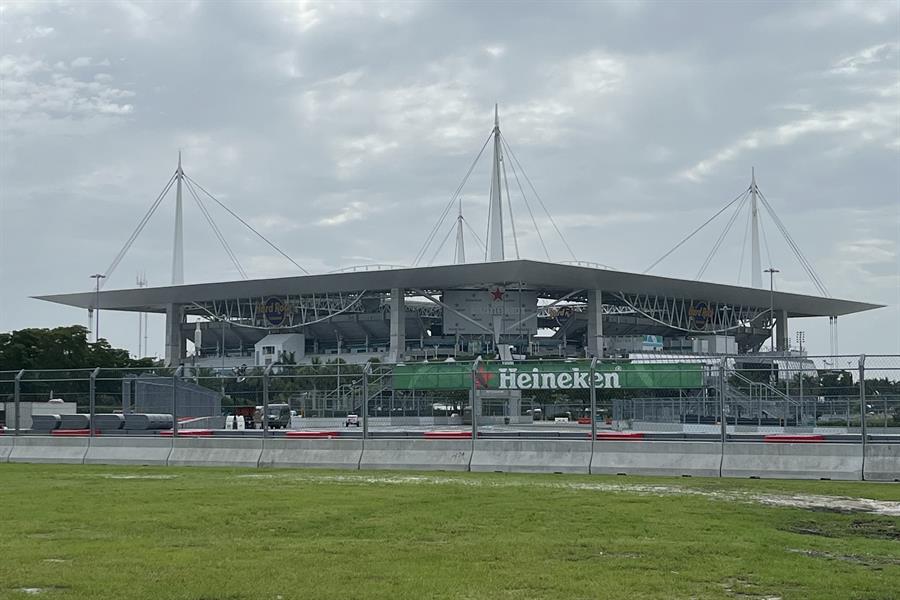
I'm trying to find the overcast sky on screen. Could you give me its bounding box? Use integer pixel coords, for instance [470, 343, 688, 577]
[1, 0, 898, 359]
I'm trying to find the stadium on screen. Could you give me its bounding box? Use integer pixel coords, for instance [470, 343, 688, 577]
[34, 108, 882, 373]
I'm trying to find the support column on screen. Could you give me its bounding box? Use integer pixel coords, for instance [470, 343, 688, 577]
[587, 289, 604, 358]
[388, 288, 406, 363]
[165, 303, 185, 366]
[775, 310, 789, 352]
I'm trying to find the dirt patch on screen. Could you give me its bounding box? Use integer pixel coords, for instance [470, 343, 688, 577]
[785, 517, 899, 541]
[787, 548, 900, 569]
[850, 518, 899, 541]
[720, 577, 781, 599]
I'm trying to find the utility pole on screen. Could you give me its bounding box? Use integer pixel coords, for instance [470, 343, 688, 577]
[764, 267, 779, 406]
[764, 267, 779, 353]
[90, 274, 106, 342]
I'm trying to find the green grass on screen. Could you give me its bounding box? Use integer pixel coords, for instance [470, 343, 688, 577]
[0, 465, 897, 599]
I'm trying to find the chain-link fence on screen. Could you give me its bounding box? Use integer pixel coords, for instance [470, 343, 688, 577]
[1, 354, 898, 438]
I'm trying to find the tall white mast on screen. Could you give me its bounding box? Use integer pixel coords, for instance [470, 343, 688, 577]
[171, 151, 184, 285]
[487, 104, 505, 261]
[454, 198, 466, 264]
[750, 167, 762, 288]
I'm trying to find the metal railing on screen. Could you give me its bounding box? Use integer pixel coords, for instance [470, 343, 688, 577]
[1, 354, 897, 439]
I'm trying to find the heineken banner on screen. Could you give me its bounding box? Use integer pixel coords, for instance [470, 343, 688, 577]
[393, 361, 704, 391]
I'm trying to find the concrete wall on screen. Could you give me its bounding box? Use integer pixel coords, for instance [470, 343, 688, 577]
[360, 439, 471, 471]
[8, 436, 88, 464]
[1, 435, 896, 481]
[864, 444, 900, 482]
[591, 441, 722, 477]
[84, 436, 173, 466]
[0, 436, 13, 463]
[722, 442, 862, 480]
[470, 439, 592, 474]
[259, 438, 362, 470]
[168, 437, 262, 468]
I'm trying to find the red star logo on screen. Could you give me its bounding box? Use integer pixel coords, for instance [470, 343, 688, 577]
[490, 288, 505, 301]
[475, 363, 494, 389]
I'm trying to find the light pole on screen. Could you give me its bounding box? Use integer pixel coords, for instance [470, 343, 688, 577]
[795, 331, 806, 421]
[763, 267, 779, 423]
[90, 274, 106, 342]
[764, 267, 779, 353]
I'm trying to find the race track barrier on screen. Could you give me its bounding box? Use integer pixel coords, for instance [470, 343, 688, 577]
[470, 439, 592, 474]
[84, 436, 173, 466]
[1, 433, 896, 480]
[0, 435, 13, 463]
[591, 440, 723, 477]
[92, 414, 125, 431]
[360, 438, 472, 471]
[258, 437, 362, 469]
[721, 441, 862, 480]
[8, 435, 89, 464]
[864, 444, 900, 482]
[59, 414, 90, 429]
[167, 436, 262, 468]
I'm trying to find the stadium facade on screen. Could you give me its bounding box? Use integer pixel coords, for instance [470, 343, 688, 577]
[36, 259, 881, 370]
[33, 108, 883, 370]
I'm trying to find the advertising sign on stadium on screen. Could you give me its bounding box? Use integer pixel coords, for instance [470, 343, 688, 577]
[256, 297, 292, 327]
[393, 361, 703, 391]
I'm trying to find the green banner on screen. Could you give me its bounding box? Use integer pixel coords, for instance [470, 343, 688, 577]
[393, 361, 704, 391]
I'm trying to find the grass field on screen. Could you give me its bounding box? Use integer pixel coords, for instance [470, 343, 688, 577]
[0, 465, 898, 599]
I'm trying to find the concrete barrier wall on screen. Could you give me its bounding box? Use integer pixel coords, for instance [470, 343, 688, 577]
[591, 441, 722, 477]
[8, 436, 88, 464]
[0, 436, 13, 463]
[722, 442, 862, 480]
[168, 437, 262, 468]
[864, 444, 900, 482]
[84, 436, 173, 466]
[2, 435, 890, 482]
[258, 439, 361, 469]
[470, 439, 591, 474]
[360, 439, 471, 471]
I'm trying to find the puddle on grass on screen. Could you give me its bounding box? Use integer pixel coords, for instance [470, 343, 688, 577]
[235, 471, 900, 516]
[15, 587, 66, 596]
[751, 494, 900, 516]
[96, 474, 178, 480]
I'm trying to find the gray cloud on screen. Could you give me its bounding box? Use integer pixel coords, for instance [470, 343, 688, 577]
[1, 0, 897, 358]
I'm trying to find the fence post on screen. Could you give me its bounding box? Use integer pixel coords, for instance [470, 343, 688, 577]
[89, 367, 100, 437]
[470, 356, 482, 455]
[589, 356, 598, 454]
[362, 361, 372, 446]
[14, 369, 24, 435]
[172, 366, 183, 435]
[718, 359, 727, 445]
[263, 363, 274, 436]
[859, 354, 866, 479]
